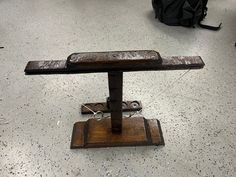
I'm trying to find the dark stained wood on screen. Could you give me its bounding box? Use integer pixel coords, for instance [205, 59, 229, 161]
[24, 51, 204, 149]
[25, 60, 67, 74]
[67, 50, 162, 64]
[70, 117, 164, 149]
[81, 100, 142, 114]
[108, 72, 123, 133]
[148, 119, 164, 144]
[70, 122, 86, 148]
[24, 56, 204, 74]
[67, 50, 162, 71]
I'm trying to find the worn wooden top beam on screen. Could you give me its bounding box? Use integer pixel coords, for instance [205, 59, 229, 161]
[24, 51, 205, 74]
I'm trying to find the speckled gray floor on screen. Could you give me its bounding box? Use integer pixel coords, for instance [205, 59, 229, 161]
[0, 0, 235, 176]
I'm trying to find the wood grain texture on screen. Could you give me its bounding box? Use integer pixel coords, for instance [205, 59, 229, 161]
[67, 50, 162, 64]
[70, 117, 164, 149]
[24, 54, 204, 74]
[67, 50, 162, 71]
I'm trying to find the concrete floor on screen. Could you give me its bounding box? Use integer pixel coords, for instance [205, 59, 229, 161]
[0, 0, 235, 176]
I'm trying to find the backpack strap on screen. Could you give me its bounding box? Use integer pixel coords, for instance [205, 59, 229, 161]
[198, 0, 222, 31]
[152, 0, 164, 22]
[198, 22, 222, 31]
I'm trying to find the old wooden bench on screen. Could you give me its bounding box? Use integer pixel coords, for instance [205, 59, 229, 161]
[24, 50, 204, 148]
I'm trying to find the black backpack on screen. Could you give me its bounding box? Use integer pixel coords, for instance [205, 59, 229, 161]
[152, 0, 221, 30]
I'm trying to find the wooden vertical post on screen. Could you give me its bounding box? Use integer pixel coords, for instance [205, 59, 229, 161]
[108, 71, 123, 133]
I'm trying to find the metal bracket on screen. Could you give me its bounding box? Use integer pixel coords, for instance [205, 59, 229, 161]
[81, 100, 142, 114]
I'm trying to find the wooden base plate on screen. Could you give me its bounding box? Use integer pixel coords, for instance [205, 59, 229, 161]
[70, 117, 164, 149]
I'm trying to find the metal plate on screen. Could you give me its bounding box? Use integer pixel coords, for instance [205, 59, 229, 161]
[81, 101, 142, 114]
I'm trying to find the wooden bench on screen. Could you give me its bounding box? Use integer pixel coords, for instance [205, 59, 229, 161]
[25, 50, 204, 148]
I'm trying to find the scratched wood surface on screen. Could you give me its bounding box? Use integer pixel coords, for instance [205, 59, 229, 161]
[24, 51, 204, 74]
[70, 117, 164, 149]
